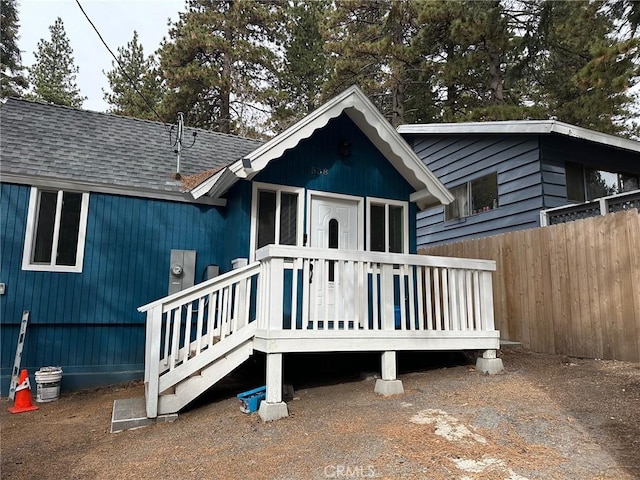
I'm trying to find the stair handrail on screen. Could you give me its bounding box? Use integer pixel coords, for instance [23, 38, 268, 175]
[139, 261, 261, 418]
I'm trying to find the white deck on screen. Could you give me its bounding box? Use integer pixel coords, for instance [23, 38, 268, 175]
[138, 246, 499, 417]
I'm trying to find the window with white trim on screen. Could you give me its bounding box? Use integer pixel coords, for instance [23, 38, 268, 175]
[22, 187, 90, 272]
[445, 173, 498, 221]
[251, 183, 303, 257]
[367, 198, 408, 253]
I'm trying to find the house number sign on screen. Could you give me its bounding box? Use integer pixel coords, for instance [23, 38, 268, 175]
[311, 167, 329, 175]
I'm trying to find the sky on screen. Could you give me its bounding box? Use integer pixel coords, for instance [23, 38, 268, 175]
[18, 0, 186, 112]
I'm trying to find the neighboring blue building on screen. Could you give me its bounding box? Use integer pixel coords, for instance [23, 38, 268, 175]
[398, 121, 640, 247]
[1, 88, 453, 395]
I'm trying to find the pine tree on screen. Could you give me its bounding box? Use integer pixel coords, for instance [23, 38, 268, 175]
[103, 31, 165, 121]
[532, 0, 638, 135]
[0, 0, 28, 98]
[27, 17, 85, 107]
[268, 0, 330, 132]
[324, 0, 423, 127]
[413, 0, 541, 123]
[158, 0, 281, 135]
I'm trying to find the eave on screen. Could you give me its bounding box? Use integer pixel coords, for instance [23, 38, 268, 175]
[1, 173, 227, 206]
[190, 85, 453, 209]
[398, 120, 640, 154]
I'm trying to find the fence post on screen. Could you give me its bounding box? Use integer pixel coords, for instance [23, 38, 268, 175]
[599, 197, 608, 216]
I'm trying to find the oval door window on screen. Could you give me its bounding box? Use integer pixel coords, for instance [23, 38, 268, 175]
[328, 218, 338, 281]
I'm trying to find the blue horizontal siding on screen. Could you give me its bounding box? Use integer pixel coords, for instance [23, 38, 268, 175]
[417, 202, 542, 246]
[409, 134, 542, 247]
[1, 183, 225, 392]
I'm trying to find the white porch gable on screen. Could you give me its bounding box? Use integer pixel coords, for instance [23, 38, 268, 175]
[189, 85, 453, 210]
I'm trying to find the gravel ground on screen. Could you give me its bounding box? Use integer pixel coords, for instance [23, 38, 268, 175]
[2, 347, 639, 479]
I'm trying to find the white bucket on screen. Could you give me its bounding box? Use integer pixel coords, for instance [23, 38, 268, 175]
[35, 367, 63, 403]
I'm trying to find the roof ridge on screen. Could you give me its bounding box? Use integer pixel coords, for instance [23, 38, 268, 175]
[1, 97, 264, 143]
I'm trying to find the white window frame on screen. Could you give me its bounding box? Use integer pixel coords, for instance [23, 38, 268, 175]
[366, 197, 409, 254]
[249, 182, 304, 262]
[22, 186, 90, 273]
[445, 172, 499, 221]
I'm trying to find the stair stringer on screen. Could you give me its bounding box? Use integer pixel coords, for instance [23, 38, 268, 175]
[156, 324, 257, 415]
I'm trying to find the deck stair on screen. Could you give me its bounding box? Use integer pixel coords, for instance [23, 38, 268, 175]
[137, 246, 501, 422]
[138, 262, 261, 418]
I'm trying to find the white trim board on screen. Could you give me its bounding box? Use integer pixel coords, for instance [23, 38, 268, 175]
[249, 182, 305, 262]
[22, 187, 90, 273]
[189, 85, 453, 210]
[398, 120, 640, 154]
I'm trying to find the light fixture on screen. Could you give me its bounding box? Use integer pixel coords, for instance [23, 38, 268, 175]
[339, 140, 351, 158]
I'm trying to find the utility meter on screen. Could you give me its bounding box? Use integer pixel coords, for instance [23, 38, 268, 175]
[170, 263, 184, 277]
[168, 249, 196, 295]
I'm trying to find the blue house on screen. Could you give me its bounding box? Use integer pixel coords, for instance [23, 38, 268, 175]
[2, 87, 503, 422]
[398, 121, 640, 248]
[0, 97, 261, 392]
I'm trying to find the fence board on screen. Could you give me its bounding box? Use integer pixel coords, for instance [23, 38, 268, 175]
[421, 209, 639, 362]
[627, 213, 640, 362]
[584, 217, 603, 359]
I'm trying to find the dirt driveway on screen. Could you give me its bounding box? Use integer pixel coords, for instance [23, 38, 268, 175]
[2, 347, 639, 479]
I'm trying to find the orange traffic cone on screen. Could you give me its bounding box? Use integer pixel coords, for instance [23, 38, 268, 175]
[7, 369, 39, 413]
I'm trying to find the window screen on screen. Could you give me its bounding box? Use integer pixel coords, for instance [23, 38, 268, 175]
[388, 205, 403, 253]
[33, 190, 58, 263]
[257, 190, 276, 249]
[279, 192, 297, 246]
[370, 204, 385, 252]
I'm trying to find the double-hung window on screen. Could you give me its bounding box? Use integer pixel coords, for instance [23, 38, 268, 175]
[367, 198, 408, 253]
[251, 182, 303, 259]
[22, 187, 90, 272]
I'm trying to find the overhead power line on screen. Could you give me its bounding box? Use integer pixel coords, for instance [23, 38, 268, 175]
[74, 0, 170, 133]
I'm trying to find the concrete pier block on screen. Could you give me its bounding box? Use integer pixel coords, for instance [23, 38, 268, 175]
[374, 379, 404, 396]
[258, 401, 288, 422]
[476, 350, 504, 375]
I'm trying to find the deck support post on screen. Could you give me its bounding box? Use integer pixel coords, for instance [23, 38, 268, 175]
[374, 351, 404, 396]
[259, 353, 288, 421]
[475, 349, 504, 374]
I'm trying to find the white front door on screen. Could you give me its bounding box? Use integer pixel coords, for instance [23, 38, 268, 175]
[309, 195, 360, 324]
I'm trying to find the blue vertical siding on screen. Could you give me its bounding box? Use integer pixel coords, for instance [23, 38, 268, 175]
[220, 181, 252, 271]
[1, 183, 225, 391]
[407, 134, 543, 247]
[255, 113, 418, 252]
[1, 114, 430, 392]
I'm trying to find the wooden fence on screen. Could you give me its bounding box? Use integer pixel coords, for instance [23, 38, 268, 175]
[421, 209, 640, 363]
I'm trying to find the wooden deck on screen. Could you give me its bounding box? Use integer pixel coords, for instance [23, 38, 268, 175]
[139, 246, 499, 417]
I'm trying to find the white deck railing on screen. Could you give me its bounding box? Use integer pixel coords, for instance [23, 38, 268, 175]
[255, 245, 497, 335]
[138, 262, 261, 415]
[540, 188, 640, 226]
[138, 246, 498, 416]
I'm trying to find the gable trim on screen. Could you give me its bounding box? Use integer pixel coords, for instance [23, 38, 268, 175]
[190, 86, 453, 209]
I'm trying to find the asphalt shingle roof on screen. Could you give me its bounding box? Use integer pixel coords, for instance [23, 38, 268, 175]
[0, 98, 263, 195]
